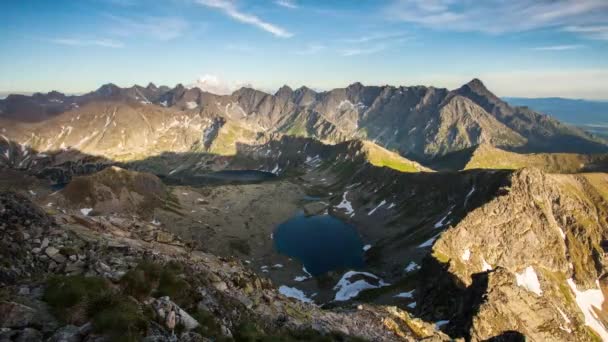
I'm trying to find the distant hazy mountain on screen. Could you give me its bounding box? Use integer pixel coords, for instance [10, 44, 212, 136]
[504, 97, 608, 137]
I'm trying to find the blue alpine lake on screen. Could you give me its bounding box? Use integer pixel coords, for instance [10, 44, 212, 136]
[273, 213, 365, 276]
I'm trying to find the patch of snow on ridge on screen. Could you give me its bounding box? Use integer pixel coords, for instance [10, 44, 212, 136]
[482, 259, 492, 271]
[271, 164, 280, 174]
[368, 200, 386, 216]
[363, 244, 372, 251]
[515, 266, 542, 296]
[80, 208, 93, 216]
[418, 234, 440, 248]
[336, 191, 354, 215]
[435, 320, 450, 330]
[279, 285, 313, 303]
[333, 271, 389, 301]
[555, 306, 572, 333]
[394, 290, 415, 298]
[567, 278, 608, 341]
[185, 101, 198, 109]
[294, 275, 309, 282]
[462, 249, 471, 261]
[464, 186, 476, 206]
[434, 206, 454, 228]
[405, 262, 420, 272]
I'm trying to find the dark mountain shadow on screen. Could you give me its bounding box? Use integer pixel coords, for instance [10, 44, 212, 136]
[484, 331, 526, 342]
[415, 256, 521, 341]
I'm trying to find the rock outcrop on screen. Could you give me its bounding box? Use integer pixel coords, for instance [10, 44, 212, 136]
[417, 168, 608, 341]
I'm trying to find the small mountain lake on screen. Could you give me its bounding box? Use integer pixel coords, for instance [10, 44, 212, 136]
[164, 170, 277, 186]
[273, 213, 365, 276]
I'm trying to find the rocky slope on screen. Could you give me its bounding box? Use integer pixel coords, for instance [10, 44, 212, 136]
[416, 168, 608, 341]
[0, 190, 450, 341]
[431, 144, 608, 173]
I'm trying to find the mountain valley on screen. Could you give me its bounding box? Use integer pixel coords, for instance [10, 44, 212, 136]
[1, 80, 607, 341]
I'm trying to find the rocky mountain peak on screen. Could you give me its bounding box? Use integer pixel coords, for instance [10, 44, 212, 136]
[95, 83, 121, 97]
[346, 82, 364, 91]
[146, 82, 157, 90]
[458, 78, 498, 101]
[275, 85, 293, 98]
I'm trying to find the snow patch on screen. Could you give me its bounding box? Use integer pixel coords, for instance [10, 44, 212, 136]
[271, 164, 280, 174]
[482, 259, 492, 271]
[435, 320, 450, 330]
[418, 233, 440, 248]
[515, 266, 543, 296]
[368, 200, 386, 216]
[279, 285, 313, 303]
[333, 271, 389, 301]
[335, 191, 354, 216]
[151, 218, 161, 226]
[462, 249, 471, 261]
[433, 207, 454, 228]
[363, 244, 372, 252]
[556, 306, 572, 333]
[464, 186, 476, 205]
[394, 290, 415, 298]
[567, 278, 608, 341]
[405, 262, 420, 272]
[80, 208, 93, 216]
[185, 101, 198, 109]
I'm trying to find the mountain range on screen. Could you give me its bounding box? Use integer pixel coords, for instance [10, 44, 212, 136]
[1, 79, 606, 166]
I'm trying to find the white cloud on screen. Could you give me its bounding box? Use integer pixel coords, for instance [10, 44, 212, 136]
[106, 14, 189, 41]
[275, 0, 298, 9]
[295, 43, 325, 55]
[530, 44, 584, 51]
[342, 31, 409, 44]
[564, 25, 608, 40]
[196, 0, 293, 38]
[386, 0, 608, 35]
[188, 74, 252, 95]
[50, 38, 124, 48]
[341, 45, 387, 57]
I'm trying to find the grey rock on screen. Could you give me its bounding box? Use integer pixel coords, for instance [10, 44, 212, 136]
[48, 324, 80, 342]
[0, 302, 37, 329]
[152, 297, 199, 331]
[15, 328, 42, 342]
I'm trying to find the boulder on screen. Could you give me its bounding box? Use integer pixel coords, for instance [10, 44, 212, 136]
[0, 302, 37, 329]
[152, 297, 199, 331]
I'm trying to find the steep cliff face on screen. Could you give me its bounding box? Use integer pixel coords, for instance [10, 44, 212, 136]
[418, 168, 608, 341]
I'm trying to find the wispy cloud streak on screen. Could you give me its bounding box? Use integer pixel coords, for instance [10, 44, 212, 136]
[50, 38, 124, 48]
[196, 0, 293, 38]
[106, 14, 189, 41]
[275, 0, 298, 9]
[341, 45, 386, 56]
[530, 44, 584, 51]
[386, 0, 608, 35]
[564, 25, 608, 40]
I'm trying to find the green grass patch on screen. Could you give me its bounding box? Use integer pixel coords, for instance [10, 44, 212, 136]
[43, 275, 110, 324]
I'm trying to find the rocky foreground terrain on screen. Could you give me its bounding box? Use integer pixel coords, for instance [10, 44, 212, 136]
[1, 80, 607, 341]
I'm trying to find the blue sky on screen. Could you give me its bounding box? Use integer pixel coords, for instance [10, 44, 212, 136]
[1, 0, 608, 99]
